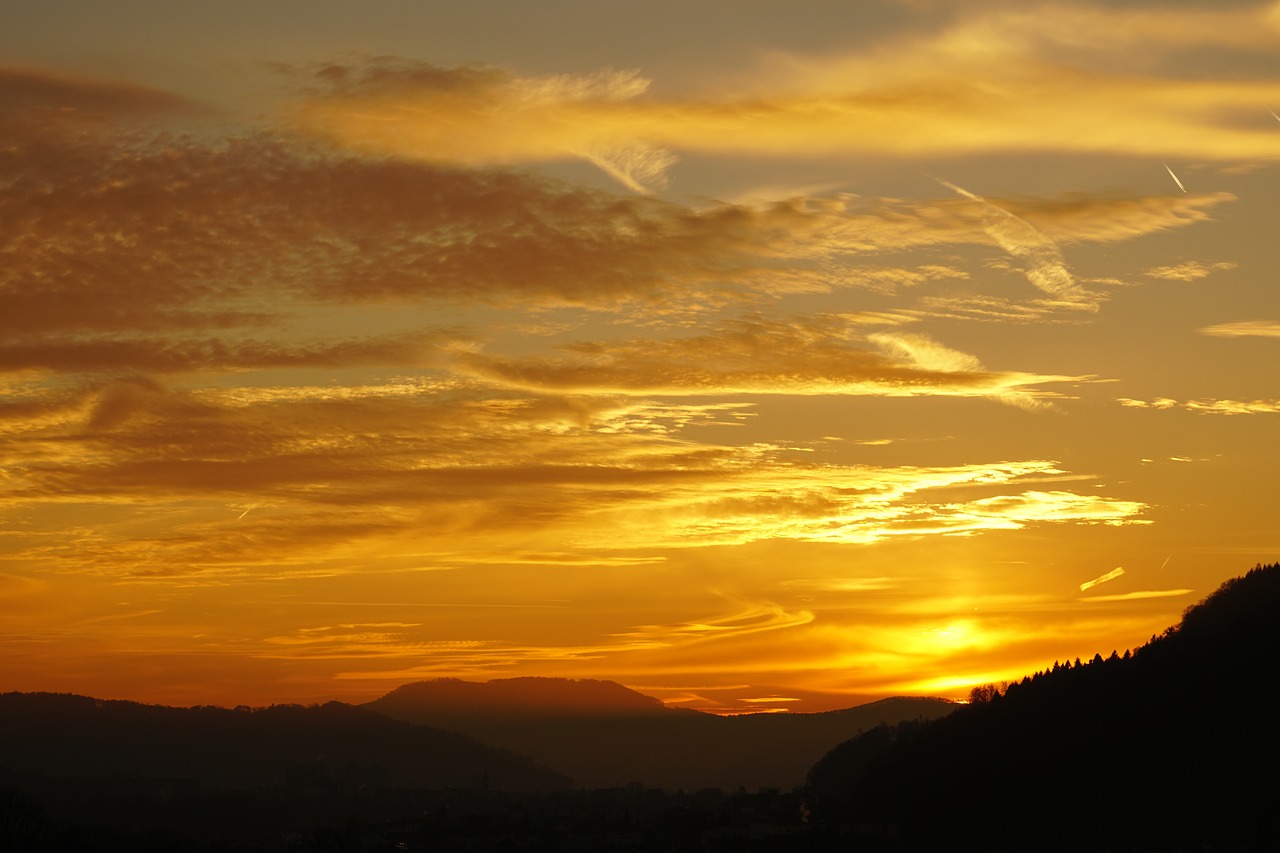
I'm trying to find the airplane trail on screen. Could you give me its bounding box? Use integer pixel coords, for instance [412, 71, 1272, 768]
[1080, 566, 1125, 592]
[1163, 162, 1187, 193]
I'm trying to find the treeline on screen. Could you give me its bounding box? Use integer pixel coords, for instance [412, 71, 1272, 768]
[807, 563, 1280, 851]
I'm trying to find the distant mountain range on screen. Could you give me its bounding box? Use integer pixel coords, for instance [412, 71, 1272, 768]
[807, 561, 1280, 850]
[0, 677, 954, 796]
[0, 694, 568, 792]
[366, 677, 956, 791]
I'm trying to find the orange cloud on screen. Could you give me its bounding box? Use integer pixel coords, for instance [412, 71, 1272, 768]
[0, 362, 1146, 578]
[4, 65, 1237, 378]
[458, 315, 1086, 409]
[288, 3, 1280, 190]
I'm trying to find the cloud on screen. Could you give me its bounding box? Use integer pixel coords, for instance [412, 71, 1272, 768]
[1117, 397, 1179, 410]
[292, 59, 675, 192]
[3, 64, 1238, 365]
[1080, 589, 1194, 603]
[288, 3, 1280, 189]
[458, 315, 1084, 408]
[951, 491, 1148, 529]
[1145, 261, 1238, 281]
[3, 131, 690, 333]
[869, 331, 984, 373]
[1119, 396, 1280, 415]
[906, 293, 1084, 325]
[86, 377, 168, 431]
[0, 64, 198, 138]
[611, 603, 816, 649]
[577, 141, 678, 194]
[1013, 193, 1238, 244]
[0, 120, 921, 336]
[0, 57, 1205, 593]
[1199, 320, 1280, 338]
[0, 367, 1146, 577]
[1185, 399, 1280, 415]
[0, 331, 454, 375]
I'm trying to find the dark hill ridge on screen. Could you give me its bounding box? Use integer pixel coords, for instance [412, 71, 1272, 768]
[0, 693, 569, 792]
[366, 679, 955, 791]
[807, 562, 1280, 851]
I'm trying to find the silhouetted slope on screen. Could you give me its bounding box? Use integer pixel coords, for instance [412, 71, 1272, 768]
[808, 562, 1280, 851]
[367, 677, 955, 791]
[0, 694, 569, 792]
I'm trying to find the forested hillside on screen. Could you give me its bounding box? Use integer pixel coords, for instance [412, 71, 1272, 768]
[808, 563, 1280, 851]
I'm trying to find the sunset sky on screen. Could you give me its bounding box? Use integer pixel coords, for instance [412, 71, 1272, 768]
[3, 0, 1279, 714]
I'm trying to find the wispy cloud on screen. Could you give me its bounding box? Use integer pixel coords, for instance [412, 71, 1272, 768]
[0, 365, 1147, 575]
[611, 603, 815, 649]
[1120, 396, 1280, 415]
[951, 491, 1148, 529]
[1081, 589, 1194, 603]
[1185, 400, 1280, 415]
[1146, 261, 1238, 282]
[458, 315, 1086, 409]
[1199, 320, 1280, 338]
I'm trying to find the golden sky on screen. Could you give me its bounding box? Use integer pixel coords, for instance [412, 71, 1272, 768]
[2, 0, 1279, 713]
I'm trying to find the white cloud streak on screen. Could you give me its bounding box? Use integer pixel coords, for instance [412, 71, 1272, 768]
[1080, 566, 1125, 592]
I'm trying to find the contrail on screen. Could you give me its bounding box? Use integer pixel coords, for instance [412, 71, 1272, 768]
[1080, 566, 1125, 592]
[1159, 553, 1172, 571]
[236, 504, 258, 520]
[1270, 108, 1280, 123]
[1163, 162, 1187, 193]
[934, 176, 1088, 308]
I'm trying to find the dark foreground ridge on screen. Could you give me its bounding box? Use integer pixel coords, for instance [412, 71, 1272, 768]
[808, 562, 1280, 851]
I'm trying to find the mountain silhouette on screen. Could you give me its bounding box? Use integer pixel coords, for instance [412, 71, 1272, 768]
[807, 562, 1280, 850]
[373, 676, 669, 717]
[366, 677, 955, 791]
[0, 694, 568, 792]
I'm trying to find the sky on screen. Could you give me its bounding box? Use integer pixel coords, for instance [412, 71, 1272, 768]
[2, 0, 1278, 714]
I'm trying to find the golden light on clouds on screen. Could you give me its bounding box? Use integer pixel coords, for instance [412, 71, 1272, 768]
[1, 0, 1278, 712]
[293, 9, 1280, 189]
